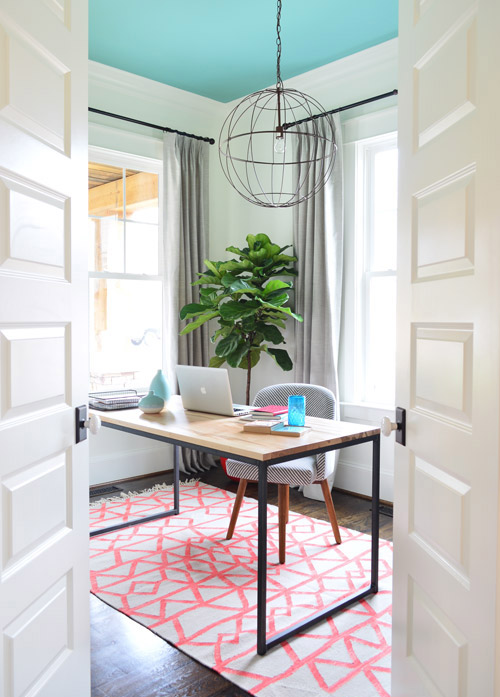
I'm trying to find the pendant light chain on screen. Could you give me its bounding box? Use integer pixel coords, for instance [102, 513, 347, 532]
[275, 0, 284, 134]
[276, 0, 283, 92]
[218, 0, 337, 208]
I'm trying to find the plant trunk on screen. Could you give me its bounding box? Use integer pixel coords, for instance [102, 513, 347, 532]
[246, 352, 252, 406]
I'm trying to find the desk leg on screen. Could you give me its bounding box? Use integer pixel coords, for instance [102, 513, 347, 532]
[90, 442, 182, 538]
[257, 461, 268, 656]
[261, 435, 381, 653]
[371, 434, 380, 592]
[173, 445, 180, 513]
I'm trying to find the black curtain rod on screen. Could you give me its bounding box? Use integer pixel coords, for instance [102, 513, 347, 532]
[89, 88, 397, 144]
[283, 89, 398, 130]
[88, 107, 216, 145]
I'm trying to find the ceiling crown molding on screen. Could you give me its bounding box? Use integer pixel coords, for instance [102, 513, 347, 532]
[223, 38, 398, 113]
[288, 38, 398, 93]
[89, 60, 226, 121]
[89, 38, 398, 136]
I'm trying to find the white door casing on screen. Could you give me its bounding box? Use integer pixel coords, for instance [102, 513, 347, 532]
[0, 1, 89, 696]
[393, 0, 500, 695]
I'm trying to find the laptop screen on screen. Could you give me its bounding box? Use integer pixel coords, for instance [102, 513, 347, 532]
[175, 365, 249, 416]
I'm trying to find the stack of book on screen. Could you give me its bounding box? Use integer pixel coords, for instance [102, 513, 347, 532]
[89, 390, 146, 411]
[249, 405, 288, 420]
[242, 419, 311, 437]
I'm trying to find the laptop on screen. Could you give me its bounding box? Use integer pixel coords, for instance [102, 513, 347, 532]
[175, 365, 251, 417]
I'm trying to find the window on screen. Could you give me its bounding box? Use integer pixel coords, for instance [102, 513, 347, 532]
[88, 154, 163, 392]
[354, 132, 398, 406]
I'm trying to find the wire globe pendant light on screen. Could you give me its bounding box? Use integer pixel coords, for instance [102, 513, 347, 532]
[219, 0, 337, 208]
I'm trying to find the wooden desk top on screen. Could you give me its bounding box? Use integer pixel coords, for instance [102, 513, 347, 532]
[92, 395, 379, 463]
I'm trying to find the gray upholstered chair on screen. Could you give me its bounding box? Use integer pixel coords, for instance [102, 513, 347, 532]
[225, 383, 342, 564]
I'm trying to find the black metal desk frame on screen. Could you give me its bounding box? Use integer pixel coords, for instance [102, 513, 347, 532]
[92, 420, 380, 656]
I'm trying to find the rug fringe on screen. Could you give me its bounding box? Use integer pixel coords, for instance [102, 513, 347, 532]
[89, 479, 199, 508]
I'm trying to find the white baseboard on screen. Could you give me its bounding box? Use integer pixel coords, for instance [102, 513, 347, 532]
[89, 443, 173, 486]
[335, 456, 394, 503]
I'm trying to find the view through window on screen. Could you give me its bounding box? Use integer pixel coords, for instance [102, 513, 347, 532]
[355, 132, 398, 406]
[88, 159, 162, 392]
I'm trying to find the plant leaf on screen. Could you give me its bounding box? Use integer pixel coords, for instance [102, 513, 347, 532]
[241, 315, 257, 332]
[199, 288, 218, 305]
[263, 279, 291, 294]
[204, 259, 221, 278]
[179, 303, 207, 320]
[273, 253, 297, 263]
[192, 274, 223, 286]
[270, 267, 298, 277]
[229, 278, 256, 294]
[254, 233, 271, 246]
[258, 299, 303, 322]
[219, 259, 252, 273]
[266, 243, 281, 256]
[225, 245, 246, 257]
[257, 323, 285, 344]
[219, 300, 259, 320]
[226, 342, 250, 368]
[179, 311, 218, 335]
[209, 355, 226, 368]
[211, 326, 232, 342]
[221, 273, 238, 288]
[264, 290, 289, 305]
[215, 333, 241, 357]
[267, 347, 293, 371]
[264, 317, 286, 329]
[238, 348, 261, 370]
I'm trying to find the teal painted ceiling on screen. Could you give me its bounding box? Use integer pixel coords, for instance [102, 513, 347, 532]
[89, 1, 398, 103]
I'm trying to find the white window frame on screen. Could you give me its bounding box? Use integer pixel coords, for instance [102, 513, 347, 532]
[339, 106, 398, 412]
[353, 131, 398, 405]
[88, 145, 164, 390]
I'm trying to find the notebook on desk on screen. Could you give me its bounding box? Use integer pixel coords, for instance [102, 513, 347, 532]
[175, 365, 251, 417]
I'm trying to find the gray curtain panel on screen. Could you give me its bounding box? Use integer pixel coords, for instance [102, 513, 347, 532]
[293, 114, 344, 498]
[162, 132, 215, 473]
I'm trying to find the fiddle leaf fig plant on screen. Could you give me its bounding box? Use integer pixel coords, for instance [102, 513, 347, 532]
[179, 233, 302, 405]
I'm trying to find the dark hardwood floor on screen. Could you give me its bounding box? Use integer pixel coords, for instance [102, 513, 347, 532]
[90, 466, 393, 697]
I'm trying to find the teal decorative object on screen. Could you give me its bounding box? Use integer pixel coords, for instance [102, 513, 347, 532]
[149, 369, 170, 402]
[288, 395, 306, 426]
[138, 391, 164, 414]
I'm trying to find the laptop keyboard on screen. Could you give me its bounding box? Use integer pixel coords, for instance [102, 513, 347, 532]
[233, 404, 251, 415]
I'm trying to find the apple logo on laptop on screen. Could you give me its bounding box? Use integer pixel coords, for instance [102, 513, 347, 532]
[200, 386, 207, 395]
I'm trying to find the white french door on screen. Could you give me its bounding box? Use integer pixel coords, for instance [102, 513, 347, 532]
[393, 0, 500, 694]
[0, 1, 90, 695]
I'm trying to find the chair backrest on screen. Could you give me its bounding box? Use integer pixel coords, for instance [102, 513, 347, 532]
[253, 383, 336, 481]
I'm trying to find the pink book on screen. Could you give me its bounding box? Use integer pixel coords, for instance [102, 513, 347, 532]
[251, 405, 288, 416]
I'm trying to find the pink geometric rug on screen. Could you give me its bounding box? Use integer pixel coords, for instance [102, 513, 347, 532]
[89, 481, 392, 696]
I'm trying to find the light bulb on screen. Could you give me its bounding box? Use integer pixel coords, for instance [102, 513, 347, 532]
[274, 136, 286, 154]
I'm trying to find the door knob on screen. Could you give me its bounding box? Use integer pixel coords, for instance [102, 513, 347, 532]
[381, 416, 397, 436]
[76, 406, 102, 443]
[380, 407, 406, 446]
[84, 412, 102, 435]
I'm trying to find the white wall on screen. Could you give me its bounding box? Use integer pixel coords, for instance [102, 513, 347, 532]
[87, 40, 399, 495]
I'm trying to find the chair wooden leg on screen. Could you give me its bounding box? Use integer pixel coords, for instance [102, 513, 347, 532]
[278, 484, 289, 564]
[320, 479, 342, 544]
[226, 479, 248, 540]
